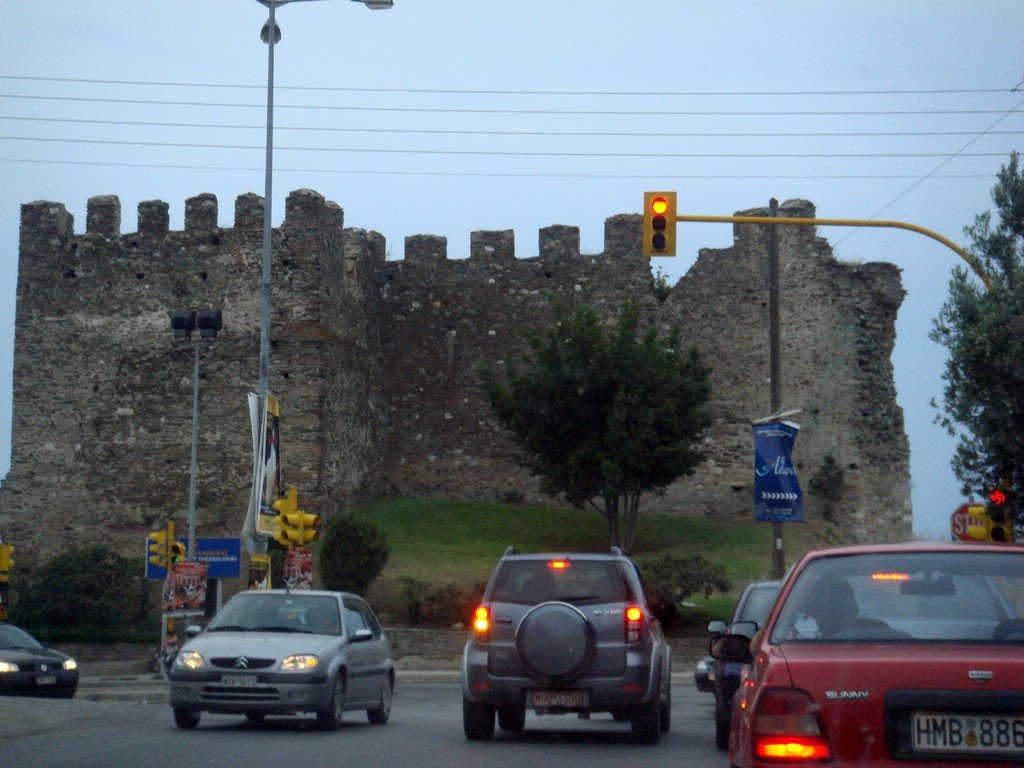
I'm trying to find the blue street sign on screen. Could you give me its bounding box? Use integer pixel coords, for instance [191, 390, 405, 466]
[146, 537, 242, 580]
[753, 421, 804, 522]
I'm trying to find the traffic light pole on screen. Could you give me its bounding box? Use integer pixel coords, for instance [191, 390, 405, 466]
[768, 199, 785, 579]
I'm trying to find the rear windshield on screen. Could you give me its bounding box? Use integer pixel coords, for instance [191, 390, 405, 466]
[490, 559, 632, 606]
[770, 551, 1024, 644]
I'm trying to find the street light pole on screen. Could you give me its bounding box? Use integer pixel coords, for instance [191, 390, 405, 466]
[245, 0, 394, 556]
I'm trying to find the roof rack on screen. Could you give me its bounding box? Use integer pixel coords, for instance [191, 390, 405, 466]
[503, 545, 517, 557]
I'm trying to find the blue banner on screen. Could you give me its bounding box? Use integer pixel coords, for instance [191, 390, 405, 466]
[753, 421, 804, 522]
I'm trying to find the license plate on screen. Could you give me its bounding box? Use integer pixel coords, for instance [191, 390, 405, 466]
[35, 676, 56, 686]
[913, 712, 1024, 754]
[530, 690, 588, 708]
[221, 674, 258, 687]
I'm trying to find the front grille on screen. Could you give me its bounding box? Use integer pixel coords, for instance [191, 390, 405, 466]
[201, 685, 281, 703]
[210, 657, 277, 670]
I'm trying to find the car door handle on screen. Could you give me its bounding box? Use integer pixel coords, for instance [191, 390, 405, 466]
[494, 616, 512, 625]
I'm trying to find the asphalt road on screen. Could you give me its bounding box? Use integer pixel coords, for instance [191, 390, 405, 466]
[0, 678, 729, 768]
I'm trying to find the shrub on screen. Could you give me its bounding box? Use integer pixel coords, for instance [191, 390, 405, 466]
[396, 577, 486, 628]
[638, 552, 732, 629]
[8, 544, 155, 643]
[317, 511, 390, 595]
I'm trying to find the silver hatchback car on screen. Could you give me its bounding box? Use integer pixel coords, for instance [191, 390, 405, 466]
[169, 589, 393, 730]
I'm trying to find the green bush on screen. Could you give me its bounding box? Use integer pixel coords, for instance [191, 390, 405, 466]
[638, 552, 732, 629]
[397, 577, 486, 627]
[8, 544, 155, 643]
[317, 511, 390, 595]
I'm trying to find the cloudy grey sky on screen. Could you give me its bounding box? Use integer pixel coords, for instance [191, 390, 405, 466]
[1, 1, 1022, 539]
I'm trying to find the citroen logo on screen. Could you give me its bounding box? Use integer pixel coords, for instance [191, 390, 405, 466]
[235, 657, 250, 669]
[39, 664, 48, 673]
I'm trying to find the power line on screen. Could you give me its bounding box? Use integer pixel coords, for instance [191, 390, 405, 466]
[2, 114, 1021, 140]
[1, 93, 1019, 117]
[0, 135, 1011, 159]
[0, 74, 1013, 98]
[0, 156, 1001, 180]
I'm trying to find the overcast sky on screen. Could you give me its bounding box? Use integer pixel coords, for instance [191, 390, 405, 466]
[1, 1, 1022, 540]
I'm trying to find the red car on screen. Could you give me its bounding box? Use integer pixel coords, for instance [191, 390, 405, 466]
[711, 541, 1024, 767]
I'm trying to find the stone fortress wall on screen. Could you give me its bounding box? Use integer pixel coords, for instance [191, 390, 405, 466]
[0, 189, 911, 564]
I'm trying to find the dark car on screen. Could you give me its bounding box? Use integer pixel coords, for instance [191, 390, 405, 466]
[0, 624, 79, 699]
[712, 541, 1024, 767]
[169, 589, 393, 730]
[705, 579, 781, 749]
[462, 546, 672, 744]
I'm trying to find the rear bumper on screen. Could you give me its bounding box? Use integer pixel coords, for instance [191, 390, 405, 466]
[461, 640, 665, 710]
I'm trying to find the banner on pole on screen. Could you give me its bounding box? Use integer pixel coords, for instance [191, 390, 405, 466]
[161, 561, 209, 615]
[282, 549, 313, 590]
[248, 553, 272, 590]
[753, 420, 804, 522]
[255, 394, 283, 537]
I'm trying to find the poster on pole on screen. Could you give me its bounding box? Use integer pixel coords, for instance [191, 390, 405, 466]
[255, 393, 283, 537]
[248, 553, 272, 590]
[753, 421, 804, 522]
[282, 549, 313, 590]
[161, 562, 209, 615]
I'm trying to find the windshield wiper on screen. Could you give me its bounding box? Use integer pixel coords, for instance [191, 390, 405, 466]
[208, 625, 248, 632]
[251, 625, 310, 633]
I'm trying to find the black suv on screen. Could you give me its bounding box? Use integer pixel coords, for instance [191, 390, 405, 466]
[461, 547, 671, 743]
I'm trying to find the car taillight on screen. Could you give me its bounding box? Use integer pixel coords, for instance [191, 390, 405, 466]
[752, 687, 832, 761]
[473, 605, 490, 642]
[625, 605, 644, 643]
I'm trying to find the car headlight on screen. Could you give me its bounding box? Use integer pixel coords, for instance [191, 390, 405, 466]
[280, 654, 319, 672]
[62, 659, 78, 672]
[175, 651, 206, 671]
[0, 661, 19, 673]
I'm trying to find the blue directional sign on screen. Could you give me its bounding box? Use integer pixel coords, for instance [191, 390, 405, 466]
[753, 421, 804, 522]
[145, 537, 242, 580]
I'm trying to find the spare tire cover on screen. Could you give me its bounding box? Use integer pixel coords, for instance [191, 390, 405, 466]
[516, 602, 596, 683]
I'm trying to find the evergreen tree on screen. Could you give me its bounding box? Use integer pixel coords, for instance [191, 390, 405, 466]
[930, 151, 1024, 523]
[481, 302, 711, 550]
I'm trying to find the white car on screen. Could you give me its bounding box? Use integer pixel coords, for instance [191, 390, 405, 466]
[169, 589, 393, 730]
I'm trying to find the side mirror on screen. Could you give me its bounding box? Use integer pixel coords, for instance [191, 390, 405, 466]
[709, 633, 753, 664]
[350, 628, 374, 644]
[730, 620, 759, 639]
[707, 619, 727, 634]
[184, 624, 203, 638]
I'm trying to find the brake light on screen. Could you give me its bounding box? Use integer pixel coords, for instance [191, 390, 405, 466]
[752, 688, 832, 761]
[473, 605, 490, 641]
[548, 559, 569, 570]
[625, 605, 644, 643]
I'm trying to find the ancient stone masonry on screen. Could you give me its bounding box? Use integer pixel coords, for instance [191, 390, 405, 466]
[0, 190, 911, 564]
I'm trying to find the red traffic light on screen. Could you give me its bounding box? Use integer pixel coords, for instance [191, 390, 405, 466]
[650, 196, 670, 216]
[989, 488, 1008, 506]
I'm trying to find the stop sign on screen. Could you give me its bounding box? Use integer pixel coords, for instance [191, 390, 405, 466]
[951, 503, 988, 541]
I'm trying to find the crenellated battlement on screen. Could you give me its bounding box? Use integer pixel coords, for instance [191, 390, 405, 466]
[3, 188, 912, 566]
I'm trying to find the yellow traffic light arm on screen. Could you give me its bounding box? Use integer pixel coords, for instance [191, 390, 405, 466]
[674, 213, 991, 290]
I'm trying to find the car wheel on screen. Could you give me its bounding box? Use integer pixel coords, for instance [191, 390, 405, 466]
[659, 689, 671, 734]
[715, 707, 730, 750]
[631, 692, 662, 744]
[245, 712, 266, 725]
[316, 675, 345, 731]
[497, 704, 526, 731]
[174, 707, 200, 730]
[463, 697, 495, 740]
[367, 674, 393, 725]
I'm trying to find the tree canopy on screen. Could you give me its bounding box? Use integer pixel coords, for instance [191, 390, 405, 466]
[480, 302, 711, 550]
[930, 151, 1024, 522]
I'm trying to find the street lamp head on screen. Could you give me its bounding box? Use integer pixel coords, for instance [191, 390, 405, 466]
[352, 0, 394, 9]
[170, 311, 197, 341]
[260, 19, 282, 44]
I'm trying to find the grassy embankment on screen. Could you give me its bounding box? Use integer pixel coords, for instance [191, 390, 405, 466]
[355, 497, 825, 633]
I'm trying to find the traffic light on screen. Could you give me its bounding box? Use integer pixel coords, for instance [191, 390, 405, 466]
[642, 191, 677, 256]
[148, 521, 182, 569]
[986, 488, 1014, 542]
[273, 486, 321, 548]
[0, 542, 14, 572]
[148, 528, 169, 570]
